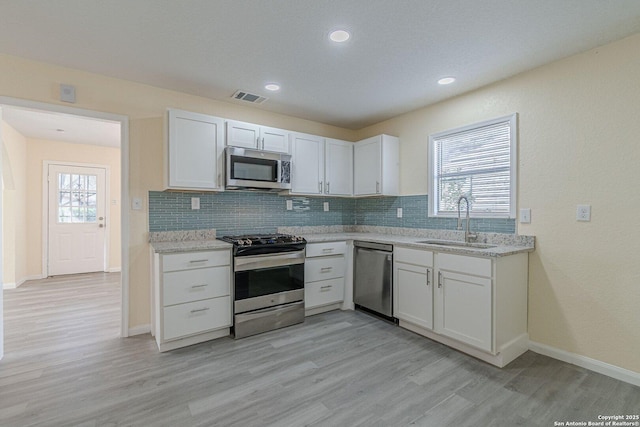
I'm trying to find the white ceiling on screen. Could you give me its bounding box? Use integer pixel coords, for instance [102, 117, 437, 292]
[0, 1, 639, 130]
[1, 107, 121, 148]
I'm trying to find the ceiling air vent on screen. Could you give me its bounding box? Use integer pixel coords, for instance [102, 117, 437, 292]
[231, 90, 268, 104]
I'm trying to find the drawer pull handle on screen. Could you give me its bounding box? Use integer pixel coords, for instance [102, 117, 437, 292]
[189, 259, 209, 263]
[320, 267, 333, 272]
[190, 307, 210, 314]
[322, 248, 334, 252]
[191, 284, 207, 289]
[320, 285, 332, 291]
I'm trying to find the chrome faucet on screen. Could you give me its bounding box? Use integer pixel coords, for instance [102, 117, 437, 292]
[457, 196, 477, 243]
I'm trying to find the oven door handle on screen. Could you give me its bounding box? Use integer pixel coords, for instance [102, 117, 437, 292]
[234, 250, 305, 271]
[236, 300, 303, 320]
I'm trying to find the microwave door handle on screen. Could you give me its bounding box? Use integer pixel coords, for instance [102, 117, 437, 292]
[276, 159, 281, 183]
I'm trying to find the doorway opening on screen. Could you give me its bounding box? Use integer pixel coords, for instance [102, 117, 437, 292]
[0, 98, 130, 360]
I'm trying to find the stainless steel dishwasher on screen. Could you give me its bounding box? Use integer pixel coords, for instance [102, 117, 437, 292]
[353, 241, 394, 318]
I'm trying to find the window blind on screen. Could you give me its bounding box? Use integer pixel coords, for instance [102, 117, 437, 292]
[431, 115, 515, 217]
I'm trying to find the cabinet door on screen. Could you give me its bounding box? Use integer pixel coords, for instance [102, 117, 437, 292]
[226, 120, 260, 149]
[305, 278, 344, 308]
[291, 133, 324, 194]
[395, 262, 433, 330]
[163, 296, 231, 340]
[325, 138, 353, 196]
[354, 136, 382, 195]
[437, 270, 492, 352]
[168, 109, 224, 189]
[260, 126, 290, 153]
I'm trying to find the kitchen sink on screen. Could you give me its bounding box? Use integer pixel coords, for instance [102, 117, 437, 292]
[416, 240, 497, 249]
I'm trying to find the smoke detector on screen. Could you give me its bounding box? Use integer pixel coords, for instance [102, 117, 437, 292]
[231, 90, 268, 104]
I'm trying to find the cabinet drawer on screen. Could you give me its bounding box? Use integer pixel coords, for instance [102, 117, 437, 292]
[305, 241, 347, 258]
[305, 256, 345, 282]
[163, 266, 230, 306]
[395, 246, 433, 267]
[305, 278, 344, 308]
[438, 253, 492, 277]
[163, 296, 231, 341]
[162, 250, 230, 272]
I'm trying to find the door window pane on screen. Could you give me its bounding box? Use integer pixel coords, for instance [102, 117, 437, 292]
[57, 172, 99, 223]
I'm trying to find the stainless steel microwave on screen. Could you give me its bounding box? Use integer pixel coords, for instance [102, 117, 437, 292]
[225, 147, 291, 190]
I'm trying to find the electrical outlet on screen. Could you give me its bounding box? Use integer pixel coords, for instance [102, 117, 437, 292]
[519, 208, 531, 224]
[323, 202, 329, 212]
[397, 208, 403, 218]
[576, 204, 591, 221]
[191, 197, 200, 210]
[286, 200, 293, 211]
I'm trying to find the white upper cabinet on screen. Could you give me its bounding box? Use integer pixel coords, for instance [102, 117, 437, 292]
[291, 132, 324, 194]
[354, 134, 399, 196]
[167, 109, 224, 190]
[325, 138, 353, 196]
[291, 134, 354, 196]
[260, 125, 290, 153]
[226, 120, 290, 153]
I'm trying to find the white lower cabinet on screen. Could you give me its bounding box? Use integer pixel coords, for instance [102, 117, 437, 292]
[152, 249, 232, 352]
[304, 241, 347, 314]
[437, 268, 492, 352]
[394, 246, 528, 367]
[394, 247, 434, 330]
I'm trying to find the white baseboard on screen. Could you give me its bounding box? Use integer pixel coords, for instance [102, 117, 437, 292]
[128, 324, 151, 336]
[106, 267, 122, 273]
[3, 275, 46, 289]
[529, 341, 640, 387]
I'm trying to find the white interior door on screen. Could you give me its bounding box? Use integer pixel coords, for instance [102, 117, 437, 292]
[48, 164, 107, 276]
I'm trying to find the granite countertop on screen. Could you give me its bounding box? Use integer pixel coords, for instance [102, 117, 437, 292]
[148, 227, 534, 257]
[149, 229, 232, 254]
[301, 232, 533, 257]
[150, 239, 232, 254]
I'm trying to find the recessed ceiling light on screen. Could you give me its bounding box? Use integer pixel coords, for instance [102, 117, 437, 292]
[329, 30, 350, 43]
[438, 77, 456, 85]
[264, 83, 280, 91]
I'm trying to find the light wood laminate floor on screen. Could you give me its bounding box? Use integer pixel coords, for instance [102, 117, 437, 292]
[1, 272, 639, 426]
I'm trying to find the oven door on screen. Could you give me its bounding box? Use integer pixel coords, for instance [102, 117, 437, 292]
[234, 250, 304, 314]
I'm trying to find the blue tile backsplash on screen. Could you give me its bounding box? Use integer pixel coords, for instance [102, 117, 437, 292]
[148, 191, 515, 235]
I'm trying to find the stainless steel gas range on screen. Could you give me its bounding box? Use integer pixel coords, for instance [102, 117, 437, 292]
[217, 233, 306, 338]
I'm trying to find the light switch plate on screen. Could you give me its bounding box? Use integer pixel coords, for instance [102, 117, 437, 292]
[323, 202, 329, 212]
[519, 208, 531, 223]
[397, 208, 403, 218]
[131, 197, 143, 211]
[576, 204, 591, 221]
[191, 197, 200, 210]
[286, 200, 293, 211]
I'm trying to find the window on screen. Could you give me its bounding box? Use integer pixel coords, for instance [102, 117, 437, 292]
[57, 172, 98, 223]
[428, 113, 517, 218]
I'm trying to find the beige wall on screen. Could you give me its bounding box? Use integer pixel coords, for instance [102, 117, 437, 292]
[357, 34, 640, 372]
[1, 122, 27, 286]
[0, 52, 357, 330]
[23, 138, 122, 275]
